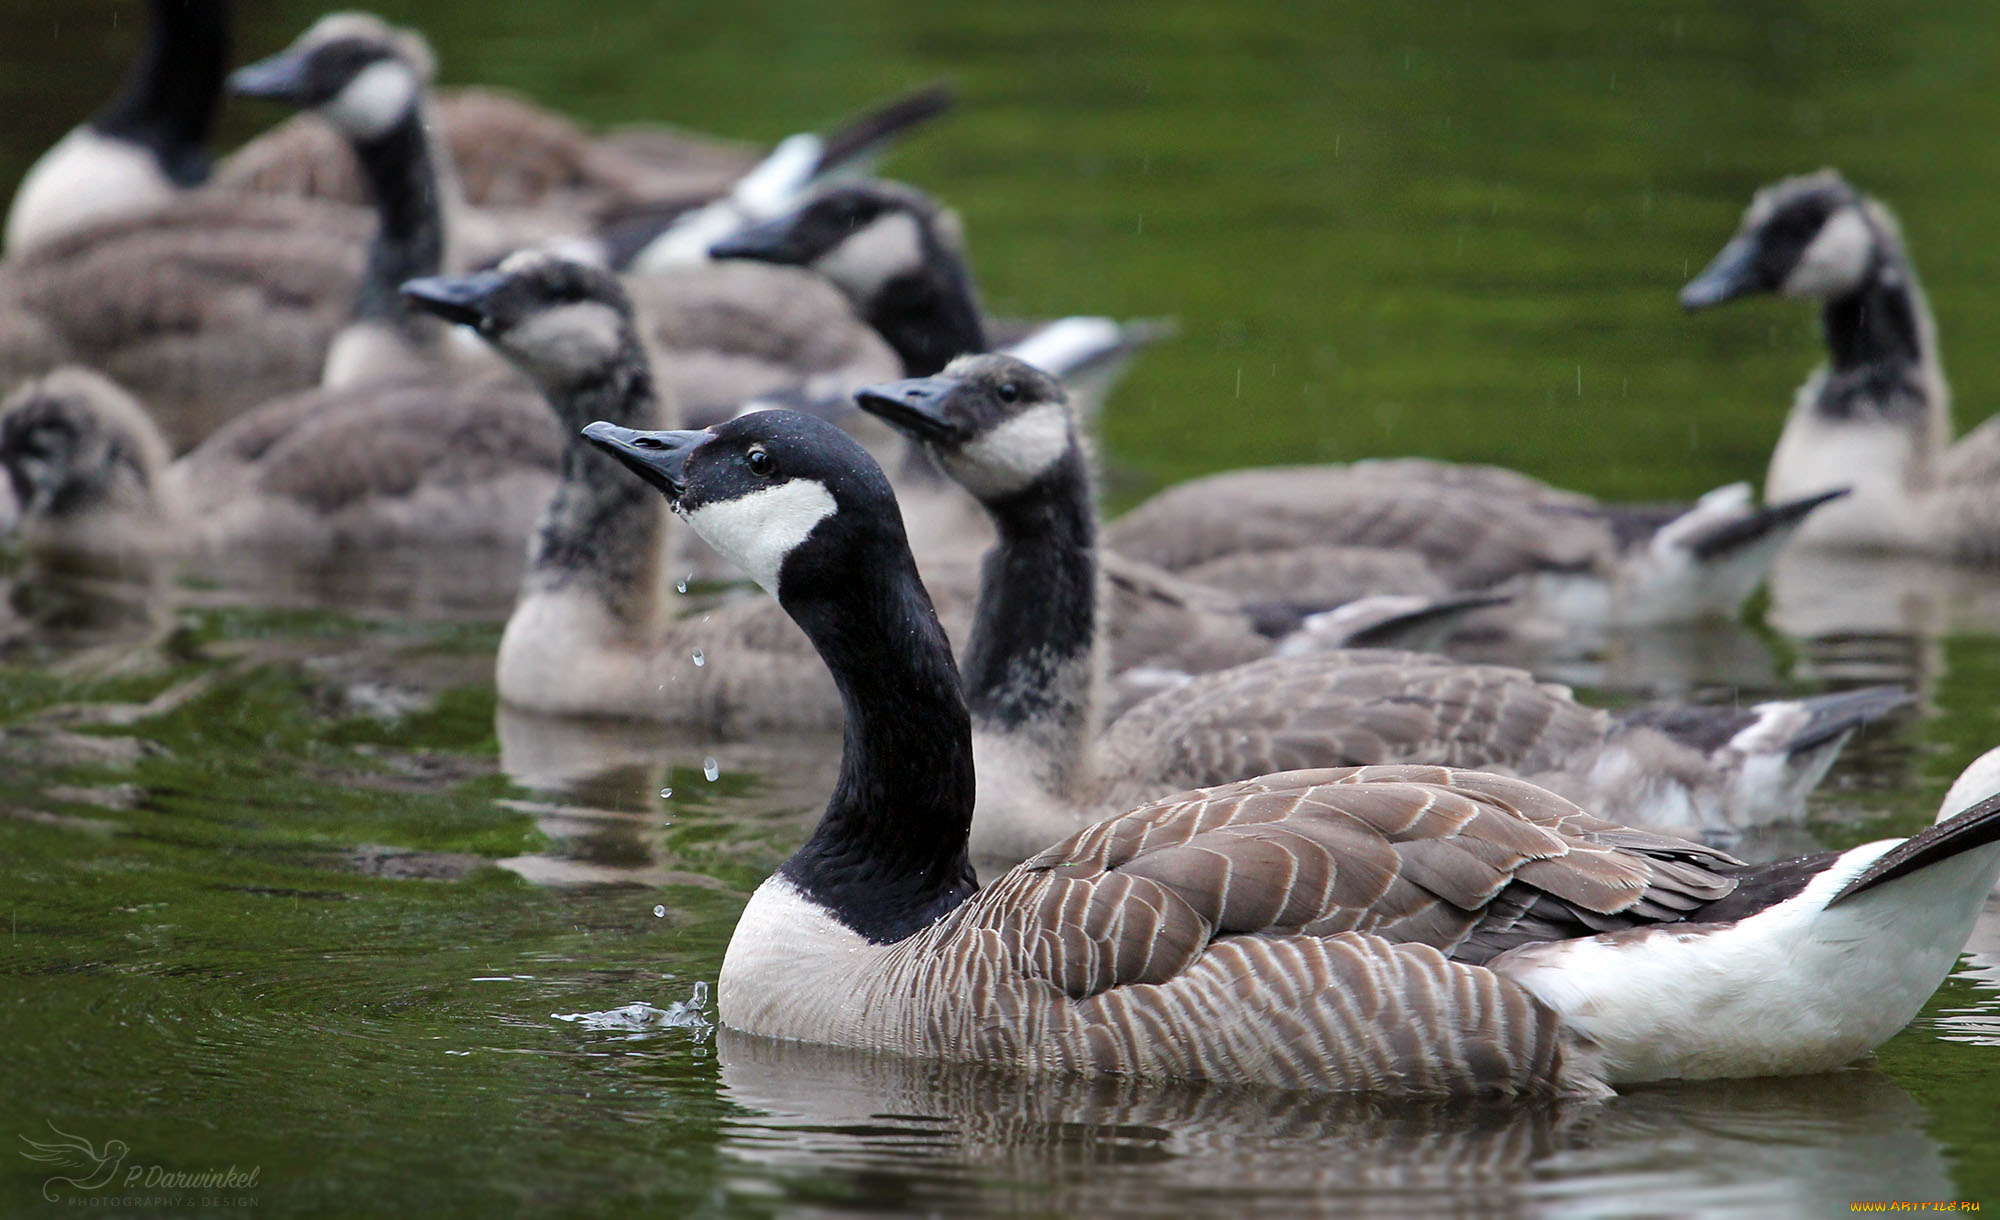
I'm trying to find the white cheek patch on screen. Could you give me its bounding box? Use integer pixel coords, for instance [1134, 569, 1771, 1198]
[1782, 207, 1874, 298]
[814, 211, 925, 304]
[942, 403, 1073, 500]
[684, 479, 838, 596]
[322, 60, 419, 140]
[501, 302, 624, 382]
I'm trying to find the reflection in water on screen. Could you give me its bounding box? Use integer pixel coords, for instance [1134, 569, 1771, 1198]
[1935, 903, 2000, 1048]
[1772, 549, 2000, 689]
[495, 702, 842, 887]
[713, 1032, 1952, 1219]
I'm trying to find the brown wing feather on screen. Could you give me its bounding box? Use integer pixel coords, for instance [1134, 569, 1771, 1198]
[1104, 466, 1613, 588]
[1094, 651, 1611, 812]
[1019, 766, 1737, 977]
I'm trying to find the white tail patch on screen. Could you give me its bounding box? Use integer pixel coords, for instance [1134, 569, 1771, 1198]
[815, 211, 926, 304]
[943, 403, 1073, 501]
[1939, 745, 2000, 824]
[684, 479, 838, 597]
[322, 59, 419, 140]
[1782, 207, 1875, 299]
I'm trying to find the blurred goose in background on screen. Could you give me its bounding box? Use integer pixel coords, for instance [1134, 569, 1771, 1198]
[582, 405, 2000, 1095]
[715, 182, 1841, 628]
[226, 13, 481, 388]
[0, 364, 554, 561]
[855, 355, 1907, 866]
[401, 252, 967, 730]
[3, 0, 230, 254]
[1681, 169, 2000, 562]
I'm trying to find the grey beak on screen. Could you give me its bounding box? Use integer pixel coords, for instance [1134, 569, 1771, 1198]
[228, 49, 313, 104]
[580, 422, 708, 499]
[709, 214, 813, 266]
[853, 376, 961, 444]
[401, 272, 508, 328]
[1680, 233, 1765, 311]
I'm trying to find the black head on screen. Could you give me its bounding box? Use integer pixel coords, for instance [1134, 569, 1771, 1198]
[402, 252, 637, 392]
[583, 411, 908, 600]
[710, 182, 941, 305]
[1681, 170, 1878, 310]
[0, 369, 165, 527]
[228, 13, 433, 140]
[854, 354, 1074, 502]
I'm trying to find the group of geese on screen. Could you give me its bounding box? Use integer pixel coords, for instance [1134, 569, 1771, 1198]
[3, 3, 1998, 1100]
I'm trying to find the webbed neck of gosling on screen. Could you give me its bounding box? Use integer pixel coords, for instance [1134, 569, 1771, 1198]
[523, 345, 670, 640]
[342, 102, 452, 368]
[958, 442, 1104, 802]
[1776, 204, 1944, 498]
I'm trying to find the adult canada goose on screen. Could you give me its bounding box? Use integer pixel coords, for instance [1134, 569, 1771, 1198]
[227, 13, 473, 389]
[3, 0, 230, 254]
[581, 407, 2000, 1094]
[400, 251, 959, 730]
[715, 182, 1844, 626]
[1680, 170, 2000, 561]
[0, 364, 555, 560]
[855, 355, 1907, 864]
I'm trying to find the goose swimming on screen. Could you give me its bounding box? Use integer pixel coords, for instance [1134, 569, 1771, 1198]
[855, 354, 1906, 864]
[579, 406, 2000, 1095]
[713, 181, 1844, 628]
[1681, 169, 2000, 561]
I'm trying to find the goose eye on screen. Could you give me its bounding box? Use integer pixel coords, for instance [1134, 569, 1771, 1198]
[746, 445, 776, 477]
[996, 382, 1020, 404]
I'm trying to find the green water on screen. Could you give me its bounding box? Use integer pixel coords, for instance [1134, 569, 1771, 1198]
[3, 1, 1999, 1215]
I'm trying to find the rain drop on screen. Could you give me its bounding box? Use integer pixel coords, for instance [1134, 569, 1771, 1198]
[652, 905, 666, 918]
[658, 787, 673, 800]
[691, 648, 706, 667]
[676, 576, 690, 594]
[703, 757, 720, 782]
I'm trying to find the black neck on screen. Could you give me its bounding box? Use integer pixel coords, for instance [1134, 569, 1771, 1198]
[92, 0, 227, 186]
[1813, 257, 1930, 424]
[777, 539, 978, 944]
[870, 247, 989, 376]
[959, 448, 1099, 772]
[350, 109, 447, 339]
[526, 343, 665, 625]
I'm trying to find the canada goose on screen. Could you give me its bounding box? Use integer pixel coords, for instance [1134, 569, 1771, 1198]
[228, 13, 469, 388]
[3, 0, 230, 254]
[714, 183, 1841, 626]
[581, 408, 2000, 1094]
[0, 364, 555, 560]
[855, 355, 1906, 864]
[711, 181, 984, 378]
[400, 251, 964, 730]
[1681, 170, 2000, 561]
[235, 15, 906, 417]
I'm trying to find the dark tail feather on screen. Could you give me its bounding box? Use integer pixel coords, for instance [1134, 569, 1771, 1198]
[1343, 593, 1513, 649]
[1781, 685, 1913, 755]
[813, 83, 956, 176]
[1687, 487, 1849, 561]
[1830, 789, 2000, 905]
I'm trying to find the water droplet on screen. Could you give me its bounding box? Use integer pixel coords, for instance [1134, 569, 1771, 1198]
[652, 905, 666, 918]
[703, 757, 720, 782]
[675, 576, 689, 594]
[691, 648, 705, 667]
[658, 787, 673, 800]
